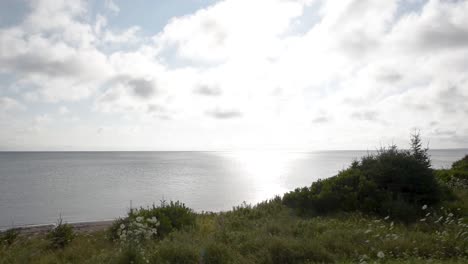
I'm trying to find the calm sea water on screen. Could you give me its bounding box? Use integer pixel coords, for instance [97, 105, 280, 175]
[0, 150, 466, 227]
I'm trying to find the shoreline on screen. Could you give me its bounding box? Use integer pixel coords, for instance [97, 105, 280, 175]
[0, 220, 115, 235]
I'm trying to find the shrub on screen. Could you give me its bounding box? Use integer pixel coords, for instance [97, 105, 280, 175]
[47, 218, 75, 249]
[115, 216, 159, 243]
[265, 237, 333, 264]
[452, 155, 468, 171]
[1, 228, 20, 246]
[283, 134, 442, 221]
[110, 200, 195, 240]
[108, 217, 130, 241]
[202, 242, 233, 264]
[116, 245, 146, 264]
[435, 155, 468, 189]
[151, 242, 199, 264]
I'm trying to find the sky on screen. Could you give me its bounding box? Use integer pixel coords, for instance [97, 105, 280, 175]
[0, 0, 467, 151]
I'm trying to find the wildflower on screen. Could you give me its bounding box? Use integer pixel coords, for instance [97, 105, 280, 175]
[377, 251, 385, 258]
[448, 213, 454, 218]
[148, 217, 158, 224]
[422, 205, 428, 210]
[120, 224, 125, 229]
[420, 218, 426, 222]
[384, 216, 390, 220]
[136, 216, 143, 222]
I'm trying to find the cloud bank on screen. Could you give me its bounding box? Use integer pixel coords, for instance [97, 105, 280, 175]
[0, 0, 467, 150]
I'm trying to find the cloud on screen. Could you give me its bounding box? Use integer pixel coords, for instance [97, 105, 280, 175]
[311, 116, 330, 124]
[105, 0, 120, 14]
[194, 84, 222, 96]
[435, 86, 468, 114]
[0, 97, 26, 112]
[389, 0, 468, 53]
[58, 106, 69, 115]
[350, 111, 379, 121]
[206, 108, 242, 119]
[1, 0, 468, 149]
[154, 0, 310, 62]
[127, 78, 157, 99]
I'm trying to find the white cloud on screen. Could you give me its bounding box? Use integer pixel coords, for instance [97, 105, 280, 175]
[105, 0, 120, 14]
[0, 97, 26, 112]
[154, 0, 312, 63]
[0, 0, 467, 149]
[58, 106, 69, 115]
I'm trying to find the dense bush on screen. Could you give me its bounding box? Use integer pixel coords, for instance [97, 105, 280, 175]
[1, 228, 19, 246]
[150, 241, 199, 264]
[452, 155, 468, 171]
[283, 134, 442, 221]
[435, 155, 468, 189]
[110, 200, 195, 240]
[47, 218, 75, 249]
[202, 242, 233, 264]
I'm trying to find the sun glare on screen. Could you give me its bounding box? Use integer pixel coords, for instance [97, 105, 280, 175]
[227, 151, 303, 203]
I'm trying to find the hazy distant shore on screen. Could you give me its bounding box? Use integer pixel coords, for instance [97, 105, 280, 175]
[1, 220, 114, 235]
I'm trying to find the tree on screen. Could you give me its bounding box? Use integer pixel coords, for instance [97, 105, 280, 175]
[410, 131, 431, 168]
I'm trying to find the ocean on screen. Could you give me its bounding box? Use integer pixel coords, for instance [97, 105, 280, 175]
[0, 149, 466, 227]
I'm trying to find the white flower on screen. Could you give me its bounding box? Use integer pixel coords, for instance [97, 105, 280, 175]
[384, 216, 390, 220]
[422, 205, 428, 210]
[120, 224, 125, 229]
[136, 216, 143, 222]
[377, 251, 385, 258]
[420, 218, 426, 222]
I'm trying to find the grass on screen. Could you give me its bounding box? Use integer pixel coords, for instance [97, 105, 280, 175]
[1, 188, 466, 263]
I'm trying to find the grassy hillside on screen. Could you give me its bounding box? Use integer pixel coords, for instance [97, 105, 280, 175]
[1, 140, 467, 263]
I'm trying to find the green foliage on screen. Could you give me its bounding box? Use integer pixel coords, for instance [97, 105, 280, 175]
[283, 134, 442, 222]
[202, 242, 233, 264]
[47, 218, 75, 249]
[110, 200, 195, 241]
[108, 217, 130, 241]
[1, 228, 19, 246]
[116, 245, 146, 264]
[410, 131, 431, 168]
[435, 155, 468, 189]
[265, 237, 333, 264]
[1, 192, 467, 263]
[452, 155, 468, 171]
[151, 241, 199, 264]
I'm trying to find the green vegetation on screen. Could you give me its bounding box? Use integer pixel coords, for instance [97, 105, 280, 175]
[47, 218, 75, 249]
[283, 134, 440, 222]
[108, 200, 196, 241]
[0, 228, 19, 247]
[435, 154, 468, 189]
[0, 135, 467, 263]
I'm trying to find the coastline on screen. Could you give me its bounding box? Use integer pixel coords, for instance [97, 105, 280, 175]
[1, 220, 114, 235]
